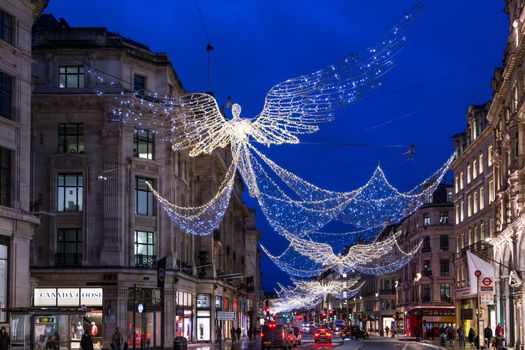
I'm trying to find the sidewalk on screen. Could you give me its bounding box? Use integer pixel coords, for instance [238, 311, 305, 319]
[397, 335, 514, 350]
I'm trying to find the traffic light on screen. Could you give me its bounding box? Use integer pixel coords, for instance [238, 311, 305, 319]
[321, 312, 327, 319]
[329, 310, 334, 317]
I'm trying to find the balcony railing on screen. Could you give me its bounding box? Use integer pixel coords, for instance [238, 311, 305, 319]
[55, 253, 82, 267]
[135, 254, 157, 269]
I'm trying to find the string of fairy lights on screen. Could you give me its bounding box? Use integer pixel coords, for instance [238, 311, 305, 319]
[89, 1, 448, 312]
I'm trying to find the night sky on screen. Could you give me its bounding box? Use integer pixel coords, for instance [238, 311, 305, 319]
[43, 0, 509, 291]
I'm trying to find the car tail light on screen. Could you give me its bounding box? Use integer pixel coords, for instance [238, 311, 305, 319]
[314, 333, 320, 337]
[260, 332, 264, 337]
[327, 333, 332, 337]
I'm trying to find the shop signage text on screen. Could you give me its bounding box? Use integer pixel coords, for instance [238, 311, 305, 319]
[217, 311, 236, 321]
[34, 288, 103, 307]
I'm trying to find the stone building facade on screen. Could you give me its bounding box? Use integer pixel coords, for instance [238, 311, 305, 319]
[451, 103, 496, 335]
[0, 0, 47, 342]
[28, 14, 261, 349]
[395, 185, 456, 337]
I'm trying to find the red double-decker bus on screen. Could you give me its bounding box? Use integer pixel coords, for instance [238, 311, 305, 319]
[405, 306, 455, 337]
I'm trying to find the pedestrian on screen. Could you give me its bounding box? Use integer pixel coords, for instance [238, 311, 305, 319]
[0, 327, 10, 350]
[247, 326, 253, 341]
[215, 325, 222, 345]
[46, 335, 57, 350]
[484, 325, 493, 349]
[35, 335, 46, 350]
[112, 327, 124, 350]
[80, 329, 94, 350]
[385, 326, 389, 337]
[458, 325, 466, 348]
[236, 327, 241, 341]
[468, 327, 476, 345]
[230, 327, 236, 343]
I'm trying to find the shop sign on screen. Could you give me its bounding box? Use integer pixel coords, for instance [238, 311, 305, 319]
[176, 307, 184, 316]
[480, 291, 494, 305]
[196, 294, 210, 309]
[217, 311, 236, 321]
[34, 288, 103, 307]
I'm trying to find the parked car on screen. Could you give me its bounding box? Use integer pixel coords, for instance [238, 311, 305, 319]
[314, 326, 333, 343]
[261, 323, 294, 349]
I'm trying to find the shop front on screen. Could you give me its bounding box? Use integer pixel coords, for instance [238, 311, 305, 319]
[8, 287, 103, 350]
[127, 287, 162, 349]
[175, 291, 193, 341]
[196, 294, 211, 342]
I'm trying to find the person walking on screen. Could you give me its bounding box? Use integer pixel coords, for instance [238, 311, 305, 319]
[236, 327, 241, 342]
[385, 326, 389, 337]
[230, 327, 236, 343]
[247, 326, 253, 341]
[215, 325, 222, 346]
[112, 327, 124, 350]
[0, 327, 10, 350]
[458, 325, 466, 348]
[484, 325, 493, 349]
[80, 329, 94, 350]
[35, 335, 46, 350]
[468, 327, 476, 345]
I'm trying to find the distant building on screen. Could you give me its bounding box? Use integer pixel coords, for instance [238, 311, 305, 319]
[29, 14, 261, 349]
[0, 0, 47, 339]
[395, 184, 456, 337]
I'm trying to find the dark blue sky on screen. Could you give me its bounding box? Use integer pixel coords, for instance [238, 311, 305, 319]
[44, 0, 509, 291]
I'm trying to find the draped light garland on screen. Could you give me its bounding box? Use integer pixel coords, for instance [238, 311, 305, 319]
[91, 2, 432, 277]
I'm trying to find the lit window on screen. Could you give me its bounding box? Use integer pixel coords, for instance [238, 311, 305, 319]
[133, 129, 154, 160]
[57, 174, 83, 212]
[479, 153, 484, 174]
[459, 172, 464, 190]
[439, 211, 449, 224]
[440, 283, 450, 302]
[473, 160, 477, 179]
[467, 165, 471, 184]
[460, 201, 464, 222]
[59, 66, 85, 88]
[455, 176, 459, 193]
[489, 180, 495, 203]
[134, 230, 156, 268]
[473, 191, 478, 214]
[135, 177, 155, 215]
[488, 146, 493, 166]
[455, 205, 460, 224]
[0, 238, 7, 322]
[423, 213, 430, 226]
[467, 195, 472, 217]
[479, 187, 484, 210]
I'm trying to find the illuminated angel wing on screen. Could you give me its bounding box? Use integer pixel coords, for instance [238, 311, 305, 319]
[250, 2, 421, 146]
[288, 236, 339, 266]
[172, 92, 231, 157]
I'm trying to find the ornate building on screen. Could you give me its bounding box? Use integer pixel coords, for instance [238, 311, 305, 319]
[395, 184, 456, 336]
[0, 0, 47, 342]
[451, 103, 496, 335]
[28, 14, 261, 349]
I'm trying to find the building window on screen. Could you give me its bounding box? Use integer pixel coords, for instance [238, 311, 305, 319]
[440, 235, 449, 252]
[440, 283, 451, 302]
[133, 129, 154, 160]
[467, 195, 472, 217]
[58, 123, 84, 154]
[422, 260, 431, 277]
[489, 180, 495, 203]
[467, 165, 471, 184]
[0, 148, 10, 206]
[0, 238, 8, 322]
[469, 228, 474, 245]
[481, 222, 487, 240]
[489, 219, 495, 237]
[479, 186, 484, 210]
[134, 74, 145, 94]
[59, 66, 85, 88]
[459, 172, 464, 190]
[488, 146, 493, 166]
[460, 201, 464, 222]
[423, 213, 430, 226]
[473, 191, 478, 214]
[56, 228, 82, 266]
[440, 259, 450, 277]
[57, 174, 83, 212]
[134, 230, 156, 268]
[473, 160, 478, 179]
[439, 210, 449, 224]
[0, 10, 13, 45]
[479, 153, 484, 174]
[422, 285, 431, 302]
[0, 71, 12, 120]
[422, 236, 431, 253]
[135, 177, 154, 215]
[455, 205, 460, 225]
[455, 176, 459, 194]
